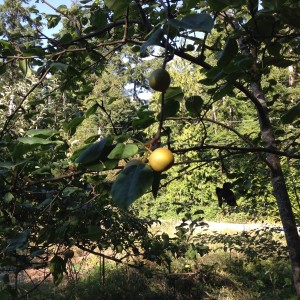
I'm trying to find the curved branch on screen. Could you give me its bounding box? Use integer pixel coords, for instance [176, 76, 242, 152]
[75, 244, 142, 270]
[173, 144, 300, 160]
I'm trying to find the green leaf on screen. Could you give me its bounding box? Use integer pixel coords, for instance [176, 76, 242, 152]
[25, 129, 59, 138]
[22, 46, 44, 57]
[91, 9, 107, 29]
[17, 137, 59, 145]
[282, 102, 300, 124]
[36, 197, 52, 209]
[199, 65, 227, 85]
[108, 143, 139, 159]
[207, 0, 243, 11]
[263, 57, 294, 68]
[57, 5, 68, 12]
[85, 103, 98, 118]
[3, 192, 14, 203]
[168, 14, 214, 33]
[75, 84, 93, 95]
[212, 83, 234, 100]
[75, 137, 110, 165]
[49, 255, 66, 286]
[185, 96, 203, 117]
[46, 14, 61, 29]
[104, 0, 131, 18]
[111, 164, 154, 209]
[84, 135, 101, 144]
[157, 87, 183, 119]
[141, 28, 164, 56]
[279, 8, 300, 29]
[63, 116, 85, 133]
[4, 229, 31, 253]
[222, 55, 253, 74]
[207, 0, 228, 10]
[30, 249, 45, 258]
[162, 87, 184, 103]
[132, 116, 155, 129]
[152, 172, 162, 199]
[261, 0, 279, 10]
[19, 59, 31, 77]
[84, 225, 102, 240]
[0, 63, 7, 75]
[59, 33, 73, 44]
[217, 38, 238, 67]
[160, 100, 180, 119]
[0, 160, 29, 169]
[50, 62, 69, 72]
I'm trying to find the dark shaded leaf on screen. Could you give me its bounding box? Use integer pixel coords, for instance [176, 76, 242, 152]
[104, 0, 131, 18]
[160, 100, 180, 119]
[75, 137, 112, 165]
[152, 172, 162, 199]
[4, 229, 31, 253]
[207, 0, 230, 11]
[111, 164, 154, 209]
[282, 102, 300, 124]
[217, 38, 238, 67]
[185, 96, 203, 117]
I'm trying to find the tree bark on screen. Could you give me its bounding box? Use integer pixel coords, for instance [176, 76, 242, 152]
[252, 82, 300, 298]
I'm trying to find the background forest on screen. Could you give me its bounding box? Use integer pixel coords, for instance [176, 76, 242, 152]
[0, 0, 300, 299]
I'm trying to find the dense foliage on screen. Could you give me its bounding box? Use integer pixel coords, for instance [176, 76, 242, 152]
[0, 0, 300, 297]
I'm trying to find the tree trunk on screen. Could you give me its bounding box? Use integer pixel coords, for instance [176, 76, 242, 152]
[252, 82, 300, 298]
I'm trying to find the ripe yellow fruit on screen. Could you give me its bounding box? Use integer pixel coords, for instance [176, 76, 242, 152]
[148, 148, 174, 172]
[149, 68, 171, 92]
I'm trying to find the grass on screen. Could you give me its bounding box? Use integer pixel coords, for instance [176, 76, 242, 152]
[1, 221, 295, 299]
[10, 249, 295, 300]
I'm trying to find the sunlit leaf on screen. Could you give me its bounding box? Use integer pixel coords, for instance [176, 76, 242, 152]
[85, 103, 98, 118]
[141, 28, 164, 56]
[104, 0, 131, 18]
[169, 14, 214, 33]
[108, 143, 139, 159]
[25, 129, 59, 138]
[18, 137, 60, 145]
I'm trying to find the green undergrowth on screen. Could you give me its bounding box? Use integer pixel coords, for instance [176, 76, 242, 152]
[14, 251, 295, 300]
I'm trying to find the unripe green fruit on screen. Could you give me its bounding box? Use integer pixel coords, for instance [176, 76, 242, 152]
[148, 148, 174, 172]
[149, 68, 171, 92]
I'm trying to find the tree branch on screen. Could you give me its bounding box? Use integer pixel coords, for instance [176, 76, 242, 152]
[173, 144, 300, 160]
